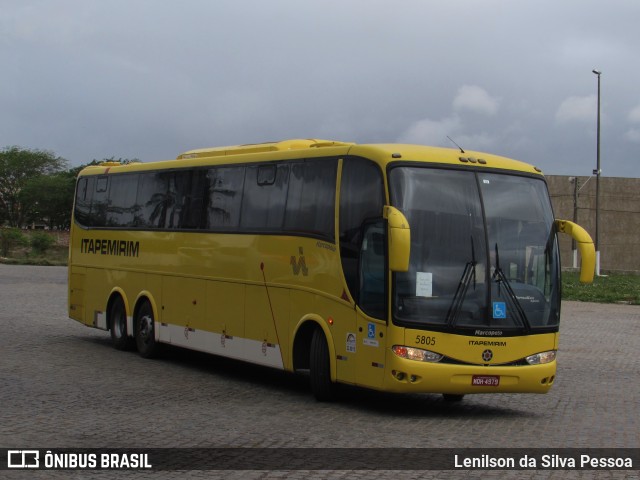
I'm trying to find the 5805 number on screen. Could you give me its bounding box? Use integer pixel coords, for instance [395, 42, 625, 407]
[415, 335, 436, 346]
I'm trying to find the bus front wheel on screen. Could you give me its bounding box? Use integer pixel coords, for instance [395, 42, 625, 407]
[135, 301, 161, 359]
[310, 328, 335, 401]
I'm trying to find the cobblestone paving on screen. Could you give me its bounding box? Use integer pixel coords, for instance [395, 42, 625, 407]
[0, 265, 638, 479]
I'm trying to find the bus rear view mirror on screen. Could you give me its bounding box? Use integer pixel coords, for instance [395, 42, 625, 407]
[555, 219, 595, 283]
[384, 206, 411, 272]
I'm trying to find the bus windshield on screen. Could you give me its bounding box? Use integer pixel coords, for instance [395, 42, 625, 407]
[389, 166, 560, 333]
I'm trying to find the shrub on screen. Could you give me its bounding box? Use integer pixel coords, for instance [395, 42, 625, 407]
[0, 228, 28, 257]
[30, 232, 55, 255]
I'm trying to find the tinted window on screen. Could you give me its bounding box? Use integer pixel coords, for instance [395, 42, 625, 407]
[162, 171, 190, 229]
[90, 176, 109, 226]
[339, 157, 385, 303]
[180, 170, 207, 229]
[106, 174, 140, 227]
[360, 220, 387, 319]
[74, 177, 94, 226]
[390, 168, 486, 326]
[240, 164, 289, 230]
[136, 172, 169, 228]
[284, 159, 337, 238]
[135, 170, 204, 230]
[205, 166, 245, 229]
[96, 176, 108, 193]
[75, 159, 339, 237]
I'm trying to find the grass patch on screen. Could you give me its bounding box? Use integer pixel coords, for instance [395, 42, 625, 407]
[0, 231, 68, 266]
[562, 271, 640, 305]
[0, 244, 68, 266]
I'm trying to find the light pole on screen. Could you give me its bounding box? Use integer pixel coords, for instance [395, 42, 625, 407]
[570, 176, 579, 268]
[592, 68, 602, 276]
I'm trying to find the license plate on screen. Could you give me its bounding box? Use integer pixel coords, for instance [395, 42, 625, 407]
[472, 375, 500, 387]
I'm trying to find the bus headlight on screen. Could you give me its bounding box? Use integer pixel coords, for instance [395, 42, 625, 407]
[392, 345, 443, 363]
[525, 350, 556, 365]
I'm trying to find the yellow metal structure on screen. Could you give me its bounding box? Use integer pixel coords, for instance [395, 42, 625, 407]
[384, 206, 411, 272]
[555, 219, 596, 283]
[68, 139, 595, 400]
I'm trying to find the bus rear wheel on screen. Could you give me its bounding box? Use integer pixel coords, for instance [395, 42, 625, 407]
[109, 296, 133, 350]
[310, 328, 335, 401]
[135, 301, 161, 359]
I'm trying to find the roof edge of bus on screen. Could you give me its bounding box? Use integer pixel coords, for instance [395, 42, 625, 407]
[97, 161, 125, 167]
[350, 143, 544, 176]
[177, 139, 354, 159]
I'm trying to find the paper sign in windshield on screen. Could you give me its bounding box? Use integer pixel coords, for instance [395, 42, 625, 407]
[416, 272, 433, 297]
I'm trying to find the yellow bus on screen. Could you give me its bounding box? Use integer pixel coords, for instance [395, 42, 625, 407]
[68, 139, 595, 401]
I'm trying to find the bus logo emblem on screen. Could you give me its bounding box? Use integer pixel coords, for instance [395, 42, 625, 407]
[290, 247, 308, 276]
[482, 349, 493, 362]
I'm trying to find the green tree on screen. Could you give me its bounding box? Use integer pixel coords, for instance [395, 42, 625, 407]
[20, 172, 76, 229]
[0, 146, 68, 227]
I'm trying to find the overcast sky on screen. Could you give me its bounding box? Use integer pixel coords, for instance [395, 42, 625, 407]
[2, 0, 639, 177]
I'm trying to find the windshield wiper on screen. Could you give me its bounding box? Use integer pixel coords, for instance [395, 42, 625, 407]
[446, 237, 476, 328]
[492, 243, 531, 332]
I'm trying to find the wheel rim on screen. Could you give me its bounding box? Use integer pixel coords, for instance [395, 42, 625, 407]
[138, 314, 153, 345]
[114, 310, 126, 338]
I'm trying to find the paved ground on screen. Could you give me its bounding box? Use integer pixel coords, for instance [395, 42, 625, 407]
[0, 265, 638, 479]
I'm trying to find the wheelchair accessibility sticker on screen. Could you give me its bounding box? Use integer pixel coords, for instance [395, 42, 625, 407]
[493, 302, 507, 319]
[363, 322, 379, 347]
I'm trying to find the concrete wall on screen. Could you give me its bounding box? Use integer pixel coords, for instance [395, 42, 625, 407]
[546, 175, 640, 274]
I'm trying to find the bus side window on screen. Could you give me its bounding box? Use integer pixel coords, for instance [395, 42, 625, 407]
[136, 172, 170, 228]
[241, 164, 289, 231]
[179, 170, 207, 229]
[106, 174, 139, 227]
[164, 171, 190, 229]
[74, 177, 94, 226]
[359, 220, 386, 319]
[205, 167, 245, 230]
[339, 157, 385, 308]
[284, 159, 338, 238]
[91, 176, 109, 227]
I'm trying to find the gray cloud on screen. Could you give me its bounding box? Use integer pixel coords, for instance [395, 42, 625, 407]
[1, 0, 639, 177]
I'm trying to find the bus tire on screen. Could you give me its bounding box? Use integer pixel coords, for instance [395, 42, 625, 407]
[310, 328, 335, 401]
[109, 295, 133, 350]
[135, 301, 161, 359]
[443, 394, 464, 402]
